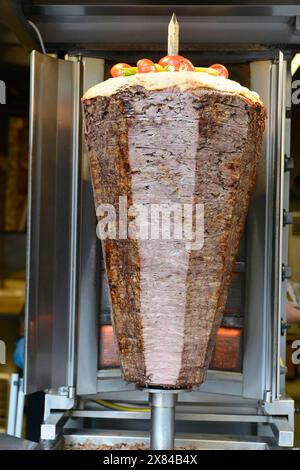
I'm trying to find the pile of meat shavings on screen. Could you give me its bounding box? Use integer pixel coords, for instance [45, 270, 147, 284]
[64, 440, 193, 450]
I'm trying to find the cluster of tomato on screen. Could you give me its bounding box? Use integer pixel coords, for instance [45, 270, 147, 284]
[110, 55, 229, 79]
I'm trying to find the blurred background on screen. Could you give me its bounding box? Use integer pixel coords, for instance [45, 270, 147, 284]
[0, 11, 29, 434]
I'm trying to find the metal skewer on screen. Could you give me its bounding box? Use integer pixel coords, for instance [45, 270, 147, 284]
[149, 390, 178, 450]
[168, 13, 179, 56]
[147, 14, 182, 452]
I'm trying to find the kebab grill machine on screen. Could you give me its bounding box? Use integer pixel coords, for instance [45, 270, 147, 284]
[23, 2, 297, 450]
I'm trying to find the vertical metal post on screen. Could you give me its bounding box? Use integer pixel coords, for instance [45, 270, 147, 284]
[7, 373, 19, 436]
[76, 57, 105, 396]
[150, 391, 177, 450]
[272, 51, 286, 400]
[15, 378, 24, 438]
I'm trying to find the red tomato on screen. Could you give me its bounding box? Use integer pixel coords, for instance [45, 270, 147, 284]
[137, 63, 156, 73]
[158, 55, 185, 69]
[110, 63, 131, 78]
[137, 58, 155, 67]
[178, 59, 195, 71]
[159, 55, 195, 71]
[209, 64, 229, 79]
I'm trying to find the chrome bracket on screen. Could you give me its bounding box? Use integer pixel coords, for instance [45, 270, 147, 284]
[41, 392, 75, 441]
[262, 398, 294, 447]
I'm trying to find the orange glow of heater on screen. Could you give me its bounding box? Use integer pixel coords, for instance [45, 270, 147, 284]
[99, 325, 120, 368]
[212, 327, 242, 372]
[99, 325, 242, 372]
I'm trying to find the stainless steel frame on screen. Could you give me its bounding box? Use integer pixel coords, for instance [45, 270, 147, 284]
[25, 52, 81, 394]
[25, 48, 294, 448]
[21, 1, 300, 46]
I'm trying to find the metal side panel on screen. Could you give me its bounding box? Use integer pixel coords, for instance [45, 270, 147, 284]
[76, 57, 105, 395]
[281, 60, 291, 394]
[242, 55, 287, 400]
[271, 51, 287, 401]
[25, 51, 80, 394]
[242, 59, 274, 400]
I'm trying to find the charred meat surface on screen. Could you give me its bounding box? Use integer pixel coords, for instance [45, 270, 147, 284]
[83, 83, 266, 389]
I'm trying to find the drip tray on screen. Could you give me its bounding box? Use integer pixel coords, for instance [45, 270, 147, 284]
[53, 430, 273, 450]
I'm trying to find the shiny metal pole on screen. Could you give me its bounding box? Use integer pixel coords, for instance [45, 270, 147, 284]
[7, 373, 19, 436]
[15, 378, 24, 438]
[150, 391, 178, 450]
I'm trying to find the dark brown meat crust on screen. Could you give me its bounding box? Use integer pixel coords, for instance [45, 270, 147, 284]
[83, 85, 266, 389]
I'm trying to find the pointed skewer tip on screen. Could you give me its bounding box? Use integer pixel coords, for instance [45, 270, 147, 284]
[171, 13, 178, 23]
[168, 13, 179, 56]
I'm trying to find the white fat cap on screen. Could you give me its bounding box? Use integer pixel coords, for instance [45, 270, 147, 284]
[82, 71, 263, 107]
